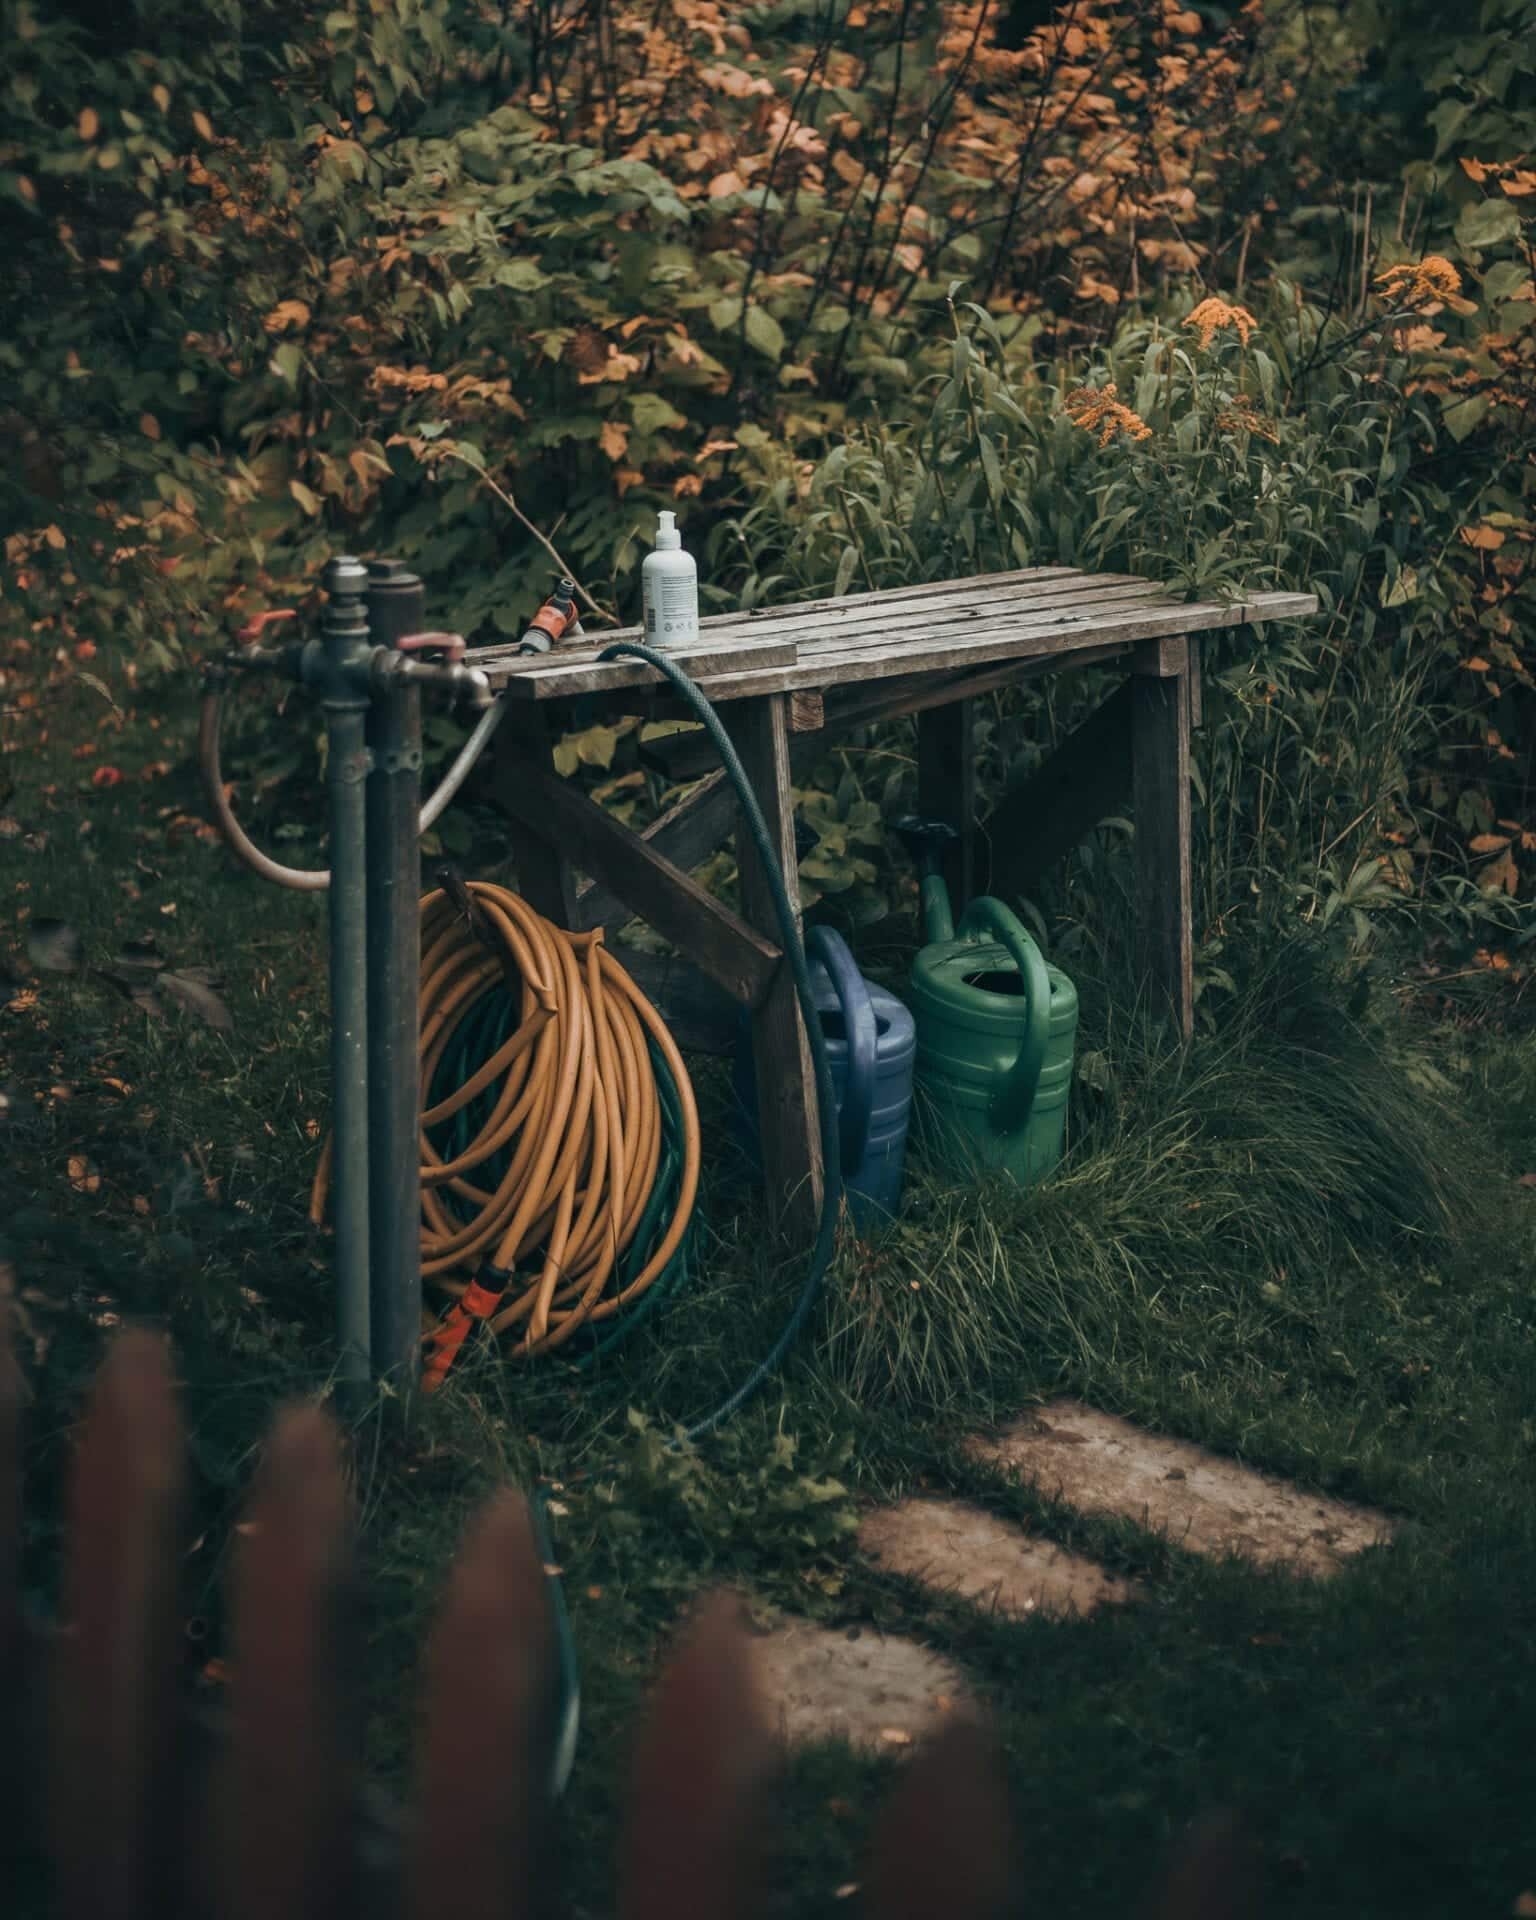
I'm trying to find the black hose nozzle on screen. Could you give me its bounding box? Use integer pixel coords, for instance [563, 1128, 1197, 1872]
[893, 814, 959, 878]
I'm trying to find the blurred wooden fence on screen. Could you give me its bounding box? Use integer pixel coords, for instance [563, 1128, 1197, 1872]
[0, 1319, 1262, 1919]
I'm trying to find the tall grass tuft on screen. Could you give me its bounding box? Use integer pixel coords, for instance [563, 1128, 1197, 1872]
[818, 934, 1468, 1419]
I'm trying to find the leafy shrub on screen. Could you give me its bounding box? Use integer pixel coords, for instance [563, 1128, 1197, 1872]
[716, 246, 1534, 971]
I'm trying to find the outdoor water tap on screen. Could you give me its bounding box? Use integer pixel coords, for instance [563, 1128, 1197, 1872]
[894, 815, 960, 943]
[372, 650, 493, 710]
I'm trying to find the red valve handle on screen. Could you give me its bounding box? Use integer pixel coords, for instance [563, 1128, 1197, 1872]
[396, 631, 467, 664]
[235, 609, 298, 644]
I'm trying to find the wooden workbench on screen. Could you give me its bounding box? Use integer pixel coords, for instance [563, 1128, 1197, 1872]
[470, 567, 1316, 1232]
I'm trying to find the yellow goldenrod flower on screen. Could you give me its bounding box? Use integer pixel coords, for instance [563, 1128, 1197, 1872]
[1184, 297, 1258, 349]
[1216, 398, 1280, 443]
[1374, 255, 1463, 305]
[1062, 382, 1152, 447]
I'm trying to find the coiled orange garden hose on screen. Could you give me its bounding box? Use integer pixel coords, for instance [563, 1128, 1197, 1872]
[309, 878, 700, 1390]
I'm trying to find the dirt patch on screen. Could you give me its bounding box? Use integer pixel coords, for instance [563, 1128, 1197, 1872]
[965, 1399, 1394, 1576]
[859, 1497, 1139, 1618]
[745, 1616, 970, 1753]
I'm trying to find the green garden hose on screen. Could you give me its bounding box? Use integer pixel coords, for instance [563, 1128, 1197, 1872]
[598, 641, 843, 1445]
[533, 641, 844, 1800]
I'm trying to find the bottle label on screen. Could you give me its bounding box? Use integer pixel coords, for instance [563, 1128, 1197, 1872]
[656, 574, 698, 646]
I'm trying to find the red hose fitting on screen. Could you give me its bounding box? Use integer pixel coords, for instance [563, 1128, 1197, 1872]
[421, 1273, 506, 1394]
[396, 631, 467, 664]
[234, 609, 298, 644]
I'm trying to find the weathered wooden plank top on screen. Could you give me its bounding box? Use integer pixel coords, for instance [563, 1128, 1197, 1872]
[469, 568, 1318, 702]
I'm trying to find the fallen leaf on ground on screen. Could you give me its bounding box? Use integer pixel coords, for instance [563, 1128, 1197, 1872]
[67, 1155, 101, 1194]
[878, 1727, 912, 1746]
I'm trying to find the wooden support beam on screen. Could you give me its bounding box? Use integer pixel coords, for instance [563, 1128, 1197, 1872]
[725, 694, 822, 1237]
[571, 771, 736, 935]
[985, 681, 1134, 901]
[917, 700, 976, 910]
[1132, 664, 1194, 1040]
[491, 706, 579, 927]
[495, 761, 782, 1009]
[823, 642, 1135, 737]
[790, 690, 825, 734]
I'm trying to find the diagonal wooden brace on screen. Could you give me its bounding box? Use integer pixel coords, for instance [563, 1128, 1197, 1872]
[496, 761, 782, 1008]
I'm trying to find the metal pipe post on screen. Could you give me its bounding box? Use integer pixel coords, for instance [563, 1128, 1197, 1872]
[319, 558, 375, 1397]
[363, 561, 425, 1394]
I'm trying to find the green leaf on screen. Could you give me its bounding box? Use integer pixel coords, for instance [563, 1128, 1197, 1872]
[743, 305, 784, 362]
[1428, 97, 1470, 159]
[628, 392, 688, 435]
[289, 479, 323, 516]
[1442, 390, 1491, 441]
[270, 341, 303, 385]
[1482, 259, 1531, 304]
[708, 295, 743, 333]
[1455, 197, 1521, 250]
[495, 256, 549, 290]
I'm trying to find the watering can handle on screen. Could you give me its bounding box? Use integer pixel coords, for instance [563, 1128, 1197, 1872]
[806, 924, 877, 1180]
[955, 896, 1052, 1136]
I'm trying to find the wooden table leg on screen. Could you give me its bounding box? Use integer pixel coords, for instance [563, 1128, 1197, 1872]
[1132, 638, 1194, 1039]
[491, 704, 579, 927]
[916, 700, 975, 909]
[726, 693, 822, 1237]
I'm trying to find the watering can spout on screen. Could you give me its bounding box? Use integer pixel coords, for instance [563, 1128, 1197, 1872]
[894, 816, 959, 943]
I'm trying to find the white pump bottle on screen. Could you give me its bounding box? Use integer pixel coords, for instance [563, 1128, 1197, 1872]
[641, 510, 699, 650]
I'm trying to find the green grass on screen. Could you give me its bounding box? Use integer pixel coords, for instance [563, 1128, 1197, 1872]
[5, 669, 1536, 1916]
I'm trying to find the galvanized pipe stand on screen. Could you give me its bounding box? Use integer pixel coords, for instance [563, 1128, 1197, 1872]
[315, 559, 378, 1398]
[361, 561, 427, 1397]
[214, 555, 491, 1406]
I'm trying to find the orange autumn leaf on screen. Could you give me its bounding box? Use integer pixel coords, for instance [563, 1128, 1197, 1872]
[264, 300, 312, 333]
[708, 170, 746, 198]
[67, 1155, 102, 1195]
[91, 765, 123, 788]
[191, 109, 213, 141]
[78, 107, 100, 141]
[1500, 171, 1536, 197]
[1464, 656, 1492, 672]
[1459, 156, 1489, 184]
[43, 525, 66, 550]
[600, 420, 630, 461]
[673, 473, 703, 496]
[139, 413, 161, 441]
[1460, 524, 1505, 550]
[1480, 849, 1519, 895]
[1469, 833, 1511, 853]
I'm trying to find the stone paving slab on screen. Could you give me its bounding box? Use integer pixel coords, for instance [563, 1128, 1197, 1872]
[965, 1399, 1394, 1576]
[859, 1497, 1139, 1619]
[746, 1616, 970, 1753]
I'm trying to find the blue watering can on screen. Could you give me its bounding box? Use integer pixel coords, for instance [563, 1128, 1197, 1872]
[734, 925, 916, 1231]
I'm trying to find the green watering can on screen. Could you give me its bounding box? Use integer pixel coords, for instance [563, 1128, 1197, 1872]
[896, 818, 1078, 1187]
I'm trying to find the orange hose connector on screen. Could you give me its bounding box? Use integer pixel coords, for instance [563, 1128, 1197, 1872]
[310, 881, 701, 1390]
